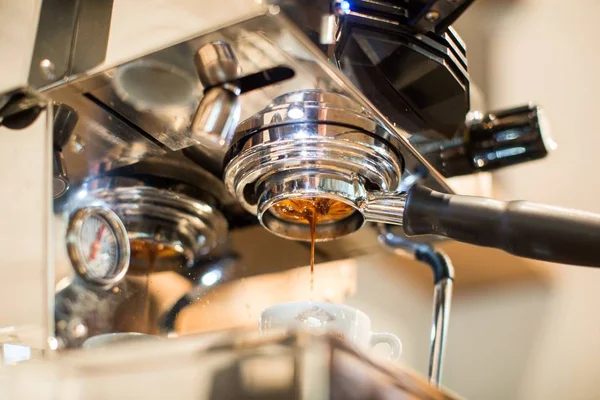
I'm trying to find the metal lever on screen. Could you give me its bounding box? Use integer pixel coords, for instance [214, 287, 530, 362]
[403, 185, 600, 267]
[191, 42, 295, 153]
[378, 225, 454, 388]
[192, 42, 242, 150]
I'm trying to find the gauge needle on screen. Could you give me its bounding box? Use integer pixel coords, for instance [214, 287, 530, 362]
[89, 225, 106, 261]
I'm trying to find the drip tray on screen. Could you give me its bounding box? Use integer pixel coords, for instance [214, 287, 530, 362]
[0, 330, 459, 399]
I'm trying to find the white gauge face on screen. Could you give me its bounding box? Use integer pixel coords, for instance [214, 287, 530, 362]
[67, 206, 130, 288]
[79, 214, 119, 279]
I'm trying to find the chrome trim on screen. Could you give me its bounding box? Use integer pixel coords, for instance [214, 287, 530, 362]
[233, 90, 382, 145]
[91, 185, 228, 270]
[66, 206, 130, 289]
[190, 85, 241, 151]
[362, 192, 406, 226]
[194, 41, 241, 88]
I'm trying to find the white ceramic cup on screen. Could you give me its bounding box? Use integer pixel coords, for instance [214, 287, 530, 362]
[259, 302, 402, 361]
[82, 332, 158, 349]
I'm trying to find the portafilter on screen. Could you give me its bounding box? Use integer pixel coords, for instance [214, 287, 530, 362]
[225, 90, 407, 242]
[224, 90, 600, 267]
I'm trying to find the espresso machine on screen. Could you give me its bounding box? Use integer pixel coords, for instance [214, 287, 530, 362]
[1, 0, 600, 398]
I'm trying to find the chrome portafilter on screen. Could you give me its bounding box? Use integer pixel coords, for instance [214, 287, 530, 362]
[225, 89, 600, 268]
[224, 90, 406, 241]
[89, 182, 228, 272]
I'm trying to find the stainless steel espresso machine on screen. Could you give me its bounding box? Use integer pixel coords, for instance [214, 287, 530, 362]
[1, 0, 600, 398]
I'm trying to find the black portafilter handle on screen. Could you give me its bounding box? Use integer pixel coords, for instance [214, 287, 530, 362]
[403, 185, 600, 267]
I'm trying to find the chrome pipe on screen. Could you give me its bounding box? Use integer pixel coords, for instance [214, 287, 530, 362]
[377, 224, 454, 388]
[429, 276, 453, 387]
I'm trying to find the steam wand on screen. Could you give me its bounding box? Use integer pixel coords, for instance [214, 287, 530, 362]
[378, 225, 454, 388]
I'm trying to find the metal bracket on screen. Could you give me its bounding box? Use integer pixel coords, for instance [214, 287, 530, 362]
[27, 0, 113, 89]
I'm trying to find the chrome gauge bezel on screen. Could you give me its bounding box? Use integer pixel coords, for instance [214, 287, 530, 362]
[66, 206, 130, 289]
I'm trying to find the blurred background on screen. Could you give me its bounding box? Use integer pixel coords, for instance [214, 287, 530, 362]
[350, 0, 600, 398]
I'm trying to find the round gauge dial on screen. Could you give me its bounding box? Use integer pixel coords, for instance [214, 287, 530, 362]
[67, 207, 130, 288]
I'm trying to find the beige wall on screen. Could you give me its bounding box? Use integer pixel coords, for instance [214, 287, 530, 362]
[350, 1, 600, 398]
[489, 1, 600, 399]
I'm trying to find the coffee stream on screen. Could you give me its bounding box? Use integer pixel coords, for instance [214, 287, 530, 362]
[271, 198, 354, 294]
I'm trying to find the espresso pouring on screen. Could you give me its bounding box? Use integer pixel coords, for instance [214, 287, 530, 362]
[270, 198, 355, 291]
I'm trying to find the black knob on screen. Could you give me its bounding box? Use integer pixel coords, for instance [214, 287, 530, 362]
[466, 104, 554, 172]
[53, 103, 78, 150]
[416, 104, 555, 178]
[52, 103, 78, 198]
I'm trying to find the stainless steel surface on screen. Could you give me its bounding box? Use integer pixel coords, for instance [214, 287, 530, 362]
[28, 0, 113, 89]
[429, 277, 453, 388]
[111, 58, 199, 113]
[66, 206, 130, 289]
[227, 92, 402, 193]
[194, 41, 242, 87]
[98, 57, 202, 151]
[49, 90, 166, 185]
[233, 90, 381, 143]
[55, 182, 228, 347]
[39, 59, 57, 81]
[90, 184, 228, 270]
[40, 11, 451, 191]
[103, 152, 238, 208]
[1, 0, 268, 100]
[191, 41, 242, 155]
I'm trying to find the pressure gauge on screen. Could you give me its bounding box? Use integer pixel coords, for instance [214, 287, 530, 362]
[67, 206, 130, 289]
